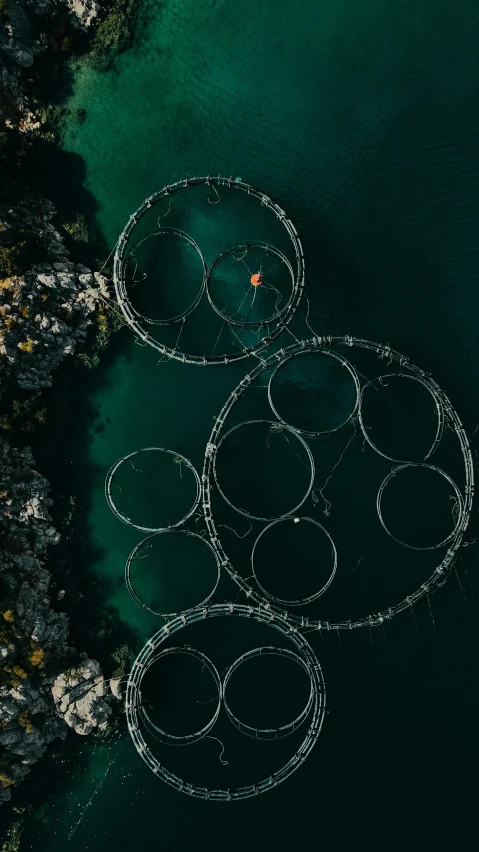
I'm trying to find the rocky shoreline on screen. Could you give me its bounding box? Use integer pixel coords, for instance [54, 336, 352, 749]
[0, 438, 114, 805]
[0, 0, 127, 816]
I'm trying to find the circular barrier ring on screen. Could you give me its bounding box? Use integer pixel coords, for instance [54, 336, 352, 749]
[126, 603, 326, 800]
[222, 646, 314, 739]
[113, 176, 306, 366]
[358, 372, 444, 463]
[125, 529, 221, 618]
[251, 517, 337, 606]
[105, 447, 201, 533]
[205, 241, 295, 328]
[123, 227, 207, 326]
[201, 337, 474, 630]
[212, 419, 315, 522]
[268, 349, 360, 437]
[377, 462, 463, 551]
[138, 646, 222, 745]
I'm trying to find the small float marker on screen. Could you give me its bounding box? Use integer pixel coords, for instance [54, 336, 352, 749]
[251, 272, 263, 286]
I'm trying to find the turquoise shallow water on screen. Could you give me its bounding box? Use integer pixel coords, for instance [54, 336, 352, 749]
[9, 0, 479, 848]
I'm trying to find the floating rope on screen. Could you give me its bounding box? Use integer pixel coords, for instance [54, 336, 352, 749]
[205, 735, 228, 765]
[312, 420, 357, 516]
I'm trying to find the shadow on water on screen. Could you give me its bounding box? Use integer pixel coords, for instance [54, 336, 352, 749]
[30, 329, 141, 669]
[0, 332, 141, 841]
[23, 138, 107, 267]
[0, 78, 140, 840]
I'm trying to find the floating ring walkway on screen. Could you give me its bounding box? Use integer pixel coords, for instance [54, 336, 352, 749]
[126, 603, 326, 800]
[202, 336, 474, 630]
[358, 372, 444, 463]
[113, 176, 305, 365]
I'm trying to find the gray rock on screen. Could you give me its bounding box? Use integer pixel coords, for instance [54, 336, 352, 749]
[52, 659, 112, 735]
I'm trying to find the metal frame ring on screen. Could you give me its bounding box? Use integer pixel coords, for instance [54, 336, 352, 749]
[122, 227, 207, 326]
[212, 419, 315, 522]
[137, 646, 222, 745]
[377, 462, 463, 551]
[125, 529, 221, 618]
[358, 372, 444, 463]
[205, 241, 295, 328]
[268, 348, 360, 437]
[222, 646, 315, 739]
[250, 517, 337, 606]
[105, 447, 201, 533]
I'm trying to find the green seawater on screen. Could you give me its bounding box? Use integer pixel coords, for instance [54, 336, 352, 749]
[9, 0, 479, 848]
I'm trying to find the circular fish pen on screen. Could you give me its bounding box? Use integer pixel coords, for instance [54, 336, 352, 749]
[122, 227, 207, 325]
[113, 176, 305, 365]
[125, 603, 326, 800]
[250, 518, 337, 606]
[377, 463, 464, 550]
[125, 529, 221, 617]
[105, 447, 201, 533]
[268, 348, 361, 437]
[202, 336, 474, 630]
[139, 647, 223, 745]
[222, 646, 315, 739]
[212, 420, 315, 521]
[205, 241, 295, 328]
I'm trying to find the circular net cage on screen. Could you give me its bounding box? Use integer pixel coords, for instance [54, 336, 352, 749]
[202, 336, 474, 630]
[126, 603, 326, 800]
[105, 447, 201, 533]
[113, 176, 305, 364]
[105, 447, 227, 617]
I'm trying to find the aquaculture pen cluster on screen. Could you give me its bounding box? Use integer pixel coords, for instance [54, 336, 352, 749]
[102, 178, 475, 800]
[113, 176, 305, 364]
[125, 604, 326, 801]
[202, 336, 474, 630]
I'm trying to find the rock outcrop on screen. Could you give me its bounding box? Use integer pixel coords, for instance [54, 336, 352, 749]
[0, 437, 114, 804]
[0, 0, 101, 126]
[66, 0, 101, 29]
[0, 0, 120, 813]
[52, 656, 111, 735]
[0, 259, 109, 391]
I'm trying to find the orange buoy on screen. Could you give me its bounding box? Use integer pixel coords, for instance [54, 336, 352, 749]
[251, 272, 263, 286]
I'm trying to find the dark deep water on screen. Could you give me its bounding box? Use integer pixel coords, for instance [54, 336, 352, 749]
[7, 0, 479, 848]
